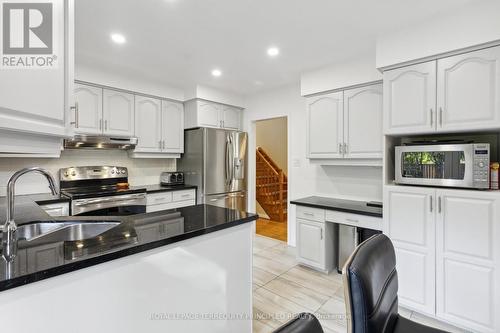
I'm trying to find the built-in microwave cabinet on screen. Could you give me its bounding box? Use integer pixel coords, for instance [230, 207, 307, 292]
[384, 185, 500, 333]
[384, 45, 500, 135]
[73, 84, 134, 137]
[184, 99, 242, 130]
[306, 83, 383, 161]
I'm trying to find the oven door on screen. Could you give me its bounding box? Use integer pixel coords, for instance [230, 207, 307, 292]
[395, 144, 474, 188]
[72, 193, 147, 216]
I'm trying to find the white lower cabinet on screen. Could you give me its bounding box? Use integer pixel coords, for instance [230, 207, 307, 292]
[295, 206, 335, 272]
[146, 189, 196, 213]
[384, 185, 500, 333]
[38, 202, 70, 217]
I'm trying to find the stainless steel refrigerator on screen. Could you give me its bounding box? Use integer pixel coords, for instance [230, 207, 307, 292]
[178, 127, 247, 211]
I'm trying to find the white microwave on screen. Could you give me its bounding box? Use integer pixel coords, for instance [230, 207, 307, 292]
[395, 143, 490, 189]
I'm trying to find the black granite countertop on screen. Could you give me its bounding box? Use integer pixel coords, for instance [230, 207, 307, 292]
[0, 203, 256, 292]
[291, 196, 383, 218]
[132, 184, 198, 193]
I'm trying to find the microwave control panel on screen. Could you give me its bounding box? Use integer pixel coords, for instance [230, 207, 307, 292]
[473, 144, 490, 188]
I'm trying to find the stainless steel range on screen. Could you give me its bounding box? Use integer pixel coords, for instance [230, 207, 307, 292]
[60, 166, 146, 216]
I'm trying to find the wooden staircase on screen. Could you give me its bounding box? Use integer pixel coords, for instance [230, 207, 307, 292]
[256, 147, 287, 222]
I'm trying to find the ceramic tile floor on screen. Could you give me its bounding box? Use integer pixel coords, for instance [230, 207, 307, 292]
[252, 234, 471, 333]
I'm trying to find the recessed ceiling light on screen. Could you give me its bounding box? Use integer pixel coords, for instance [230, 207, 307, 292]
[267, 46, 280, 57]
[111, 33, 126, 44]
[211, 69, 222, 77]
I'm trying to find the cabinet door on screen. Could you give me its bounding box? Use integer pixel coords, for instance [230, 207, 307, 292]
[221, 106, 241, 130]
[27, 243, 64, 273]
[384, 61, 437, 135]
[306, 92, 344, 159]
[74, 84, 103, 135]
[198, 101, 221, 128]
[161, 101, 184, 153]
[103, 89, 134, 137]
[344, 84, 383, 159]
[383, 186, 436, 315]
[134, 96, 162, 152]
[39, 202, 70, 217]
[0, 0, 69, 138]
[435, 190, 500, 332]
[296, 219, 325, 270]
[437, 46, 500, 132]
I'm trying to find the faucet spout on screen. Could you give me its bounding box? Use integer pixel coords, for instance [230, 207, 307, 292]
[2, 167, 58, 262]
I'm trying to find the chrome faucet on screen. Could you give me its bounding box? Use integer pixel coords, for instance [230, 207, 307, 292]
[2, 167, 58, 262]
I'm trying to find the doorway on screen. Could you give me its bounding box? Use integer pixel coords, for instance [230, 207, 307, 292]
[254, 117, 288, 242]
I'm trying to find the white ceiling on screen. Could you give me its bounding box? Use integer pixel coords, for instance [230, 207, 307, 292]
[75, 0, 478, 96]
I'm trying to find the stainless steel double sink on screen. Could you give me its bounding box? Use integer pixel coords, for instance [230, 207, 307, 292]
[15, 221, 120, 243]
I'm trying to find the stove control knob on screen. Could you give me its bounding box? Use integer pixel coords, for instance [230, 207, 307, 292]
[64, 171, 69, 177]
[71, 171, 76, 176]
[478, 161, 485, 168]
[111, 169, 115, 174]
[121, 169, 126, 174]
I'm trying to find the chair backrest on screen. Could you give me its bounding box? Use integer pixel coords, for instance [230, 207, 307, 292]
[342, 234, 399, 333]
[272, 313, 324, 333]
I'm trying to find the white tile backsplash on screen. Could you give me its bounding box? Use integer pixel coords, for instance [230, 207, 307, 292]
[0, 150, 176, 196]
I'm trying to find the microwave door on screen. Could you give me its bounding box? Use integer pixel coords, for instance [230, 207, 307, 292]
[395, 144, 474, 188]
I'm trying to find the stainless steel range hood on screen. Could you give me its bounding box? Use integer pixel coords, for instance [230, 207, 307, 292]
[64, 136, 138, 150]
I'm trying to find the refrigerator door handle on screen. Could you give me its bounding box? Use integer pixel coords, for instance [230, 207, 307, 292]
[229, 135, 235, 185]
[225, 135, 231, 185]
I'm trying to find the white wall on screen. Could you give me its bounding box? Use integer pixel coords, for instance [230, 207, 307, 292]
[300, 54, 382, 96]
[244, 84, 383, 246]
[376, 1, 500, 68]
[76, 64, 185, 101]
[0, 150, 175, 196]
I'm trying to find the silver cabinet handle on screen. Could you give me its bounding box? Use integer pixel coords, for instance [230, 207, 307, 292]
[438, 196, 442, 213]
[430, 195, 433, 212]
[339, 143, 343, 154]
[346, 218, 359, 223]
[163, 140, 166, 149]
[303, 212, 314, 216]
[430, 108, 433, 127]
[158, 140, 162, 149]
[70, 102, 79, 127]
[99, 119, 103, 131]
[320, 228, 323, 240]
[439, 107, 443, 127]
[344, 143, 348, 154]
[104, 120, 108, 131]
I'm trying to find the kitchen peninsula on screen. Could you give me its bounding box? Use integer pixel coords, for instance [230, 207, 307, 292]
[0, 198, 257, 333]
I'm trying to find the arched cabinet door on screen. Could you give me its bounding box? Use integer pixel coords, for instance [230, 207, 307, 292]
[134, 96, 162, 152]
[437, 46, 500, 132]
[103, 89, 134, 137]
[344, 84, 383, 159]
[306, 91, 344, 159]
[74, 83, 103, 135]
[162, 101, 184, 153]
[383, 61, 437, 135]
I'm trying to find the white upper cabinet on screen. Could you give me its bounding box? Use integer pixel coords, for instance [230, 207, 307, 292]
[185, 99, 242, 130]
[344, 84, 383, 159]
[306, 83, 383, 163]
[383, 185, 436, 316]
[198, 101, 221, 128]
[0, 0, 73, 139]
[384, 45, 500, 135]
[306, 92, 344, 159]
[221, 106, 241, 130]
[384, 61, 437, 135]
[103, 90, 134, 137]
[134, 96, 162, 152]
[74, 84, 103, 135]
[161, 101, 184, 154]
[437, 47, 500, 132]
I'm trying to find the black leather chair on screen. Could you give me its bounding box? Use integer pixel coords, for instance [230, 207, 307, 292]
[272, 313, 324, 333]
[342, 234, 448, 333]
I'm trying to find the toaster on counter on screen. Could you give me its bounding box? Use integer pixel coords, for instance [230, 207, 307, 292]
[161, 172, 184, 185]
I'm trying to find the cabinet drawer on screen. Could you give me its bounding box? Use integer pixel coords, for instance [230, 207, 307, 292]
[146, 192, 173, 206]
[146, 199, 196, 213]
[172, 190, 196, 202]
[296, 206, 325, 222]
[325, 210, 382, 230]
